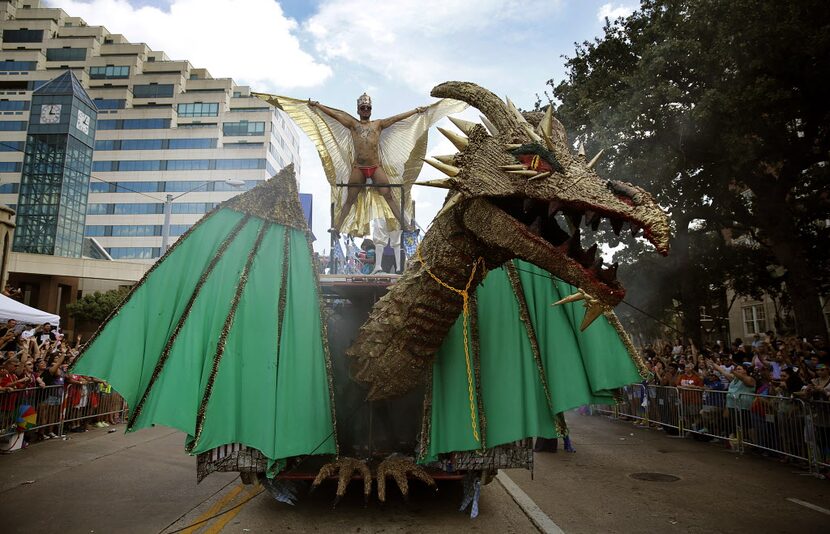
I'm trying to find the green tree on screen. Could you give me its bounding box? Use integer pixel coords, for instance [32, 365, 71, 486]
[553, 0, 830, 341]
[67, 287, 130, 324]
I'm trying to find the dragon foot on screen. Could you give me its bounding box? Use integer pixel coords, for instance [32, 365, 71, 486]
[376, 455, 436, 503]
[311, 457, 372, 507]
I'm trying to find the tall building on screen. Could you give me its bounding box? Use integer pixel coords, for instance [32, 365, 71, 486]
[0, 0, 302, 260]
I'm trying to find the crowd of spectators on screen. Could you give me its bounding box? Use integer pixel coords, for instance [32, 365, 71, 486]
[0, 319, 121, 451]
[634, 332, 830, 465]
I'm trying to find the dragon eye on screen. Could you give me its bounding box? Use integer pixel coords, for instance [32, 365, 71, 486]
[509, 143, 564, 175]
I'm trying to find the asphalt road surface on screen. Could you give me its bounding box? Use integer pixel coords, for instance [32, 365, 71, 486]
[2, 413, 828, 533]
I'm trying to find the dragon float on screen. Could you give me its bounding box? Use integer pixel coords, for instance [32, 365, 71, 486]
[71, 81, 669, 514]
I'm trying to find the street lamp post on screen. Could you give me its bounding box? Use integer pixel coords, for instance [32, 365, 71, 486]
[160, 179, 245, 255]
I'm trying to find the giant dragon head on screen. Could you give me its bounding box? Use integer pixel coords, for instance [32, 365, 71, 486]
[418, 82, 670, 326]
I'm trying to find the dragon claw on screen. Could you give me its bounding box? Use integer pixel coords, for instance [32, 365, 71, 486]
[376, 456, 436, 503]
[311, 457, 372, 507]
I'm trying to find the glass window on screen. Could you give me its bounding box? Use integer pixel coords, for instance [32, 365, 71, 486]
[116, 181, 161, 192]
[121, 139, 163, 150]
[0, 100, 29, 111]
[170, 224, 191, 236]
[87, 203, 113, 215]
[111, 225, 161, 237]
[224, 142, 264, 149]
[177, 102, 219, 117]
[164, 180, 209, 192]
[84, 225, 109, 236]
[166, 159, 210, 171]
[0, 162, 22, 172]
[168, 138, 216, 149]
[215, 158, 266, 170]
[0, 60, 38, 71]
[89, 182, 114, 193]
[113, 203, 163, 215]
[94, 140, 118, 150]
[46, 48, 86, 61]
[89, 65, 130, 79]
[2, 29, 44, 43]
[0, 141, 24, 151]
[742, 304, 767, 336]
[0, 183, 19, 193]
[222, 121, 265, 136]
[97, 118, 171, 130]
[133, 84, 175, 98]
[93, 98, 126, 110]
[106, 247, 160, 259]
[171, 202, 216, 214]
[0, 121, 28, 131]
[92, 161, 116, 172]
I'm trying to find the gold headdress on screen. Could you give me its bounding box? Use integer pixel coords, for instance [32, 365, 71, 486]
[357, 93, 372, 107]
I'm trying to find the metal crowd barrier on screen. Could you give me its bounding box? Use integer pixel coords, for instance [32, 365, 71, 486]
[593, 385, 830, 475]
[1, 383, 127, 448]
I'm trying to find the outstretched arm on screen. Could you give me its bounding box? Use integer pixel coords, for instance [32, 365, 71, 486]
[379, 106, 426, 129]
[308, 100, 357, 128]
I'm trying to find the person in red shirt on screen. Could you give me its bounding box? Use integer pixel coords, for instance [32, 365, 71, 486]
[675, 363, 704, 430]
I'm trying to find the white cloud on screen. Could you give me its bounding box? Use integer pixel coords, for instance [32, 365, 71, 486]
[596, 2, 636, 22]
[305, 0, 562, 94]
[46, 0, 331, 90]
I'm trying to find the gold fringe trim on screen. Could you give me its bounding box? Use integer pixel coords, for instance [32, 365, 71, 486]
[417, 365, 434, 463]
[469, 292, 487, 450]
[303, 233, 340, 456]
[187, 222, 269, 453]
[128, 215, 251, 429]
[274, 230, 291, 370]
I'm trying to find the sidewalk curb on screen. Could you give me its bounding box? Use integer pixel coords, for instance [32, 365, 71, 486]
[496, 470, 565, 534]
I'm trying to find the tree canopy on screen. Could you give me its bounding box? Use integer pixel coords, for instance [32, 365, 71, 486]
[553, 0, 830, 342]
[67, 287, 130, 325]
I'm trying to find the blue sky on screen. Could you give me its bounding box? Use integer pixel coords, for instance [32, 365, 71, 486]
[47, 0, 638, 251]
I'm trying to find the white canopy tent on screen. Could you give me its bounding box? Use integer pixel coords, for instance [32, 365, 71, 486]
[0, 294, 60, 326]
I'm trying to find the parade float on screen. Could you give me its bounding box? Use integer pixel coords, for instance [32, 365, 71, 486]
[71, 81, 669, 515]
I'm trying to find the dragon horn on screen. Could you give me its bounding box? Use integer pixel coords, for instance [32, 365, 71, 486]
[505, 143, 523, 150]
[528, 171, 551, 181]
[448, 116, 477, 136]
[431, 81, 517, 134]
[434, 154, 457, 165]
[437, 127, 469, 151]
[580, 302, 605, 331]
[480, 114, 499, 136]
[422, 157, 460, 177]
[587, 149, 605, 170]
[577, 141, 586, 157]
[552, 292, 586, 306]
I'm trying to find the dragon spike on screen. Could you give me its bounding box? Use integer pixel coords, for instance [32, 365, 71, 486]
[586, 148, 605, 170]
[507, 170, 539, 177]
[500, 164, 527, 171]
[448, 116, 477, 136]
[539, 106, 554, 138]
[505, 97, 527, 125]
[434, 154, 456, 165]
[552, 291, 586, 306]
[413, 177, 455, 189]
[577, 141, 586, 157]
[505, 143, 523, 150]
[580, 302, 605, 331]
[480, 114, 500, 136]
[528, 171, 551, 181]
[437, 127, 469, 151]
[434, 192, 463, 220]
[541, 130, 556, 153]
[522, 123, 543, 143]
[422, 157, 460, 177]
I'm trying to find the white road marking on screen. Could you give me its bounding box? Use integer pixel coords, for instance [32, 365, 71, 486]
[496, 470, 565, 534]
[787, 497, 830, 516]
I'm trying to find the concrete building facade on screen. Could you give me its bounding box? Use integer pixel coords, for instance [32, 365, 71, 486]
[0, 0, 302, 261]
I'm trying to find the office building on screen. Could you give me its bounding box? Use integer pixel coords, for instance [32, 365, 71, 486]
[0, 0, 303, 261]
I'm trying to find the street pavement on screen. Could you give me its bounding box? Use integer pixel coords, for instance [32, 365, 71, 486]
[1, 413, 829, 533]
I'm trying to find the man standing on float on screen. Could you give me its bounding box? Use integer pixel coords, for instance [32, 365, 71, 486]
[309, 94, 422, 234]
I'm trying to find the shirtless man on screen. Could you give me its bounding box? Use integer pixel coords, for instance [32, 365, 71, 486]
[308, 93, 424, 234]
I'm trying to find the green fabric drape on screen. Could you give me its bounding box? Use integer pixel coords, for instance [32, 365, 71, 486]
[72, 209, 336, 464]
[423, 260, 641, 462]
